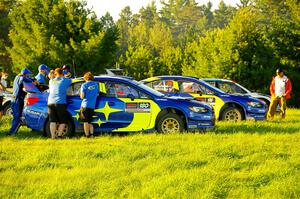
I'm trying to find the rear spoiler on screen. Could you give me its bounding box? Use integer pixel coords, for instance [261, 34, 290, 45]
[23, 82, 41, 93]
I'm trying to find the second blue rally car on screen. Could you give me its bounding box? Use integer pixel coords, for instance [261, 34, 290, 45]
[22, 75, 215, 136]
[142, 76, 267, 121]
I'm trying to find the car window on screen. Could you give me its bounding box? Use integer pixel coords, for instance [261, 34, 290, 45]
[218, 82, 247, 94]
[105, 81, 149, 99]
[178, 80, 214, 95]
[207, 81, 216, 87]
[149, 80, 176, 92]
[67, 81, 84, 96]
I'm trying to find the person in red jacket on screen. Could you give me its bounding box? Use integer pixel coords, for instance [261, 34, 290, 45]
[267, 68, 292, 120]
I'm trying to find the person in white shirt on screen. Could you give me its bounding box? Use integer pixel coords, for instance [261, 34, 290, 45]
[267, 68, 292, 120]
[0, 72, 8, 121]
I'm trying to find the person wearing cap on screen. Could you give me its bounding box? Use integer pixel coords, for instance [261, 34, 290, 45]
[267, 68, 292, 120]
[79, 72, 99, 137]
[7, 68, 33, 135]
[35, 64, 49, 84]
[48, 68, 72, 139]
[62, 64, 73, 78]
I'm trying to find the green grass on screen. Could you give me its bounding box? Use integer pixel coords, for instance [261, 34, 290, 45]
[1, 109, 300, 198]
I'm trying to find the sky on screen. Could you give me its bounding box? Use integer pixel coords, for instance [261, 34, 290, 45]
[86, 0, 240, 21]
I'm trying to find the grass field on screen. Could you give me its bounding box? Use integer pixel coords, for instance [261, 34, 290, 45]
[1, 109, 300, 198]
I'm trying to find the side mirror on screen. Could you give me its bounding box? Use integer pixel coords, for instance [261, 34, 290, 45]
[127, 94, 135, 101]
[196, 90, 202, 95]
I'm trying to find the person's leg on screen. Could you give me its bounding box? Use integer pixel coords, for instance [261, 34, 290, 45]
[8, 101, 21, 135]
[50, 122, 57, 139]
[279, 97, 286, 119]
[57, 123, 66, 137]
[83, 122, 90, 137]
[89, 124, 94, 136]
[267, 96, 278, 120]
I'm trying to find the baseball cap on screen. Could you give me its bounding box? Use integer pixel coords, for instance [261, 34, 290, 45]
[38, 64, 48, 71]
[21, 68, 32, 75]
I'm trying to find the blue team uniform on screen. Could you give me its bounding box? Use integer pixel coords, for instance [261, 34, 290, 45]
[8, 74, 32, 135]
[80, 81, 99, 109]
[48, 77, 72, 105]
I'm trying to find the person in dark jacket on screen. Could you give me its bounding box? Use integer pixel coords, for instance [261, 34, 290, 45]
[7, 68, 33, 135]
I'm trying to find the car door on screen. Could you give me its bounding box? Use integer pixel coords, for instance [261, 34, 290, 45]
[99, 80, 153, 132]
[176, 80, 225, 117]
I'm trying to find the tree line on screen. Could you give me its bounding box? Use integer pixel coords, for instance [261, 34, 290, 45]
[0, 0, 299, 106]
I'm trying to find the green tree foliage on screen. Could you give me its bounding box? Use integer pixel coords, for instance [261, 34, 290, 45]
[9, 0, 118, 75]
[212, 0, 237, 28]
[0, 0, 16, 72]
[183, 8, 275, 92]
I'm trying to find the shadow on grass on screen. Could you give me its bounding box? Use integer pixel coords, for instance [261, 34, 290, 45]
[214, 120, 300, 134]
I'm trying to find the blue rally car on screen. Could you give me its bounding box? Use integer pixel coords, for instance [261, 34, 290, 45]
[22, 76, 215, 136]
[141, 76, 267, 122]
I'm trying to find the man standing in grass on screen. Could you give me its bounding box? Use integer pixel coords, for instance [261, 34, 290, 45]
[7, 68, 33, 135]
[80, 72, 99, 138]
[267, 68, 292, 120]
[48, 68, 72, 139]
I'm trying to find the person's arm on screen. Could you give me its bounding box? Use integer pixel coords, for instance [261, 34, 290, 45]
[269, 77, 275, 97]
[80, 84, 85, 99]
[0, 80, 5, 91]
[285, 79, 292, 96]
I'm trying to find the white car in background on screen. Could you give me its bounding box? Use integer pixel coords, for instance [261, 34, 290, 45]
[203, 78, 271, 107]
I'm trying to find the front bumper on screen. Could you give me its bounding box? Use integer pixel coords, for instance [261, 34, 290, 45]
[246, 113, 266, 120]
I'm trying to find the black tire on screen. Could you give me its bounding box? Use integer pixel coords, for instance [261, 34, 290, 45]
[220, 107, 243, 122]
[156, 113, 184, 133]
[3, 103, 12, 116]
[44, 119, 75, 138]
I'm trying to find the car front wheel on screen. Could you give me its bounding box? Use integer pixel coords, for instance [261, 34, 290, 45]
[156, 113, 184, 133]
[221, 107, 243, 122]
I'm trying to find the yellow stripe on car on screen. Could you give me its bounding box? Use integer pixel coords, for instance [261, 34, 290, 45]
[114, 98, 161, 132]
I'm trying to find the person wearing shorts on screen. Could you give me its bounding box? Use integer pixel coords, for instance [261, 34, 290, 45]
[48, 68, 72, 139]
[80, 72, 99, 137]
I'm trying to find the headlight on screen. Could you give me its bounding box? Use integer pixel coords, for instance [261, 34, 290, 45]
[247, 101, 263, 108]
[189, 106, 209, 113]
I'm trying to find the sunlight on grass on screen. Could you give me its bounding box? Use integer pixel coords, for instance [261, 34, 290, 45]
[0, 109, 300, 198]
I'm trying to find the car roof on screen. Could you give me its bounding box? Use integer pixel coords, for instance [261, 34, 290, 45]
[202, 78, 233, 83]
[72, 75, 134, 82]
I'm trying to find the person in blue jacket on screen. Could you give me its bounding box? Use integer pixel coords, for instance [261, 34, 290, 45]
[35, 64, 49, 84]
[80, 72, 99, 137]
[7, 68, 33, 135]
[48, 68, 72, 139]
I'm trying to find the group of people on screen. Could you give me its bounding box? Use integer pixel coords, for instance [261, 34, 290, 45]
[47, 68, 99, 139]
[5, 64, 98, 138]
[1, 65, 293, 138]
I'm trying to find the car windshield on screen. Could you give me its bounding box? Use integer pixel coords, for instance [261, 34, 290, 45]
[132, 80, 165, 97]
[218, 82, 248, 94]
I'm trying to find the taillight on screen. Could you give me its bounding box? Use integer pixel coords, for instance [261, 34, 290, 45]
[26, 97, 39, 106]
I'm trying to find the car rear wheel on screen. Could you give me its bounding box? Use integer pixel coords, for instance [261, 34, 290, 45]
[44, 119, 74, 138]
[221, 107, 243, 122]
[3, 103, 12, 116]
[156, 113, 184, 133]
